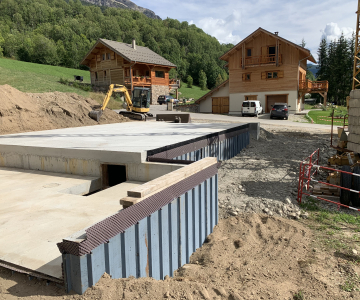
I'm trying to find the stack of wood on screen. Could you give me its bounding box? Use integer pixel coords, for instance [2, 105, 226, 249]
[313, 183, 340, 196]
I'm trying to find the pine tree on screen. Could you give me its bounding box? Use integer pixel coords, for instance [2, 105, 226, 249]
[317, 38, 328, 81]
[300, 38, 306, 48]
[199, 70, 207, 90]
[186, 75, 193, 88]
[215, 73, 223, 86]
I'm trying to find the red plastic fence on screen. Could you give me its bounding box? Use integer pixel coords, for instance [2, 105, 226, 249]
[297, 149, 360, 211]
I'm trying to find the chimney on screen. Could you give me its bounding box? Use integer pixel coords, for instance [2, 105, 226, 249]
[132, 39, 136, 50]
[274, 32, 279, 36]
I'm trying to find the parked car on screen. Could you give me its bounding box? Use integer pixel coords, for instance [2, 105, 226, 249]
[157, 95, 179, 105]
[270, 103, 290, 120]
[241, 100, 263, 117]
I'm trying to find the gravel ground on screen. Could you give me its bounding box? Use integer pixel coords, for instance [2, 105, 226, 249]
[216, 124, 338, 219]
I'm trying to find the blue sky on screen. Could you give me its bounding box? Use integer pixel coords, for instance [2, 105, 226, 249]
[135, 0, 357, 62]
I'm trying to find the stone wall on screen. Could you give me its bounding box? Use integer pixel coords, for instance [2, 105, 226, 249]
[347, 90, 360, 153]
[174, 104, 199, 113]
[151, 85, 169, 104]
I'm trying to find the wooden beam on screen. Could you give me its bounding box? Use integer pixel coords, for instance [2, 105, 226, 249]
[126, 157, 217, 199]
[242, 44, 245, 69]
[275, 38, 279, 67]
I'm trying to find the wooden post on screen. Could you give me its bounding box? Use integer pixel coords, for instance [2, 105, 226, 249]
[353, 0, 360, 89]
[242, 44, 245, 69]
[176, 88, 179, 99]
[130, 66, 133, 92]
[324, 92, 327, 107]
[276, 39, 279, 67]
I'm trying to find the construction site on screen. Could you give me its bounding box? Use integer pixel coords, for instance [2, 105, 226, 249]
[2, 1, 360, 299]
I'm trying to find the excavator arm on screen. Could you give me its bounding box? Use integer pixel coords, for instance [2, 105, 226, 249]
[89, 84, 133, 121]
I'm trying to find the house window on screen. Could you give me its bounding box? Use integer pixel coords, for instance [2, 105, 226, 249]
[245, 95, 257, 100]
[246, 48, 252, 57]
[104, 70, 107, 78]
[155, 71, 165, 78]
[267, 71, 278, 79]
[145, 70, 150, 77]
[107, 53, 111, 60]
[268, 46, 276, 56]
[95, 72, 98, 81]
[242, 73, 251, 82]
[102, 54, 106, 61]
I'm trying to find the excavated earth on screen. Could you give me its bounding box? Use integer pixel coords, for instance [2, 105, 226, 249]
[0, 84, 129, 135]
[1, 114, 360, 299]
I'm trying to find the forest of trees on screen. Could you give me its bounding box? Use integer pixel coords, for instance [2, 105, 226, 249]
[316, 33, 354, 105]
[0, 0, 232, 89]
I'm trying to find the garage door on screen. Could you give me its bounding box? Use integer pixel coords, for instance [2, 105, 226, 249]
[212, 97, 229, 114]
[266, 95, 287, 113]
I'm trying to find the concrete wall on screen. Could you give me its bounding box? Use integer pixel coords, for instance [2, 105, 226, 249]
[151, 85, 169, 104]
[229, 90, 298, 114]
[347, 90, 360, 153]
[199, 81, 230, 113]
[0, 150, 183, 183]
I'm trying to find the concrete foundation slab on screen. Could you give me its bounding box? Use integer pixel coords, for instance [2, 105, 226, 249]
[0, 167, 142, 279]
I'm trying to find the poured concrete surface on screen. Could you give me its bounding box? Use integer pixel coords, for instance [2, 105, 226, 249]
[0, 167, 142, 279]
[0, 122, 243, 164]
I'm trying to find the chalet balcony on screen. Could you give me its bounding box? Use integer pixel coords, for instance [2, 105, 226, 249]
[170, 79, 180, 88]
[124, 76, 152, 86]
[299, 80, 329, 93]
[241, 55, 282, 67]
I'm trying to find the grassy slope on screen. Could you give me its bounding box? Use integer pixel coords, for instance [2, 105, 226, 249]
[308, 106, 348, 125]
[0, 58, 91, 96]
[177, 84, 210, 100]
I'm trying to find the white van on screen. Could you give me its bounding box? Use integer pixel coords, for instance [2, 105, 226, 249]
[241, 100, 263, 117]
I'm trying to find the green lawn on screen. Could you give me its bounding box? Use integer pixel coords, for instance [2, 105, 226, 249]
[177, 84, 210, 100]
[0, 58, 91, 97]
[308, 106, 348, 125]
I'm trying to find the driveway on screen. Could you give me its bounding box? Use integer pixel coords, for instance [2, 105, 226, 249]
[145, 105, 332, 132]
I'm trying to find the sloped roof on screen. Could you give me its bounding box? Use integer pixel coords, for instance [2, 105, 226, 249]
[195, 80, 229, 104]
[80, 39, 176, 67]
[220, 27, 316, 64]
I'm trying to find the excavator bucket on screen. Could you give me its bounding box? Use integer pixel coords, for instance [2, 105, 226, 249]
[89, 110, 103, 122]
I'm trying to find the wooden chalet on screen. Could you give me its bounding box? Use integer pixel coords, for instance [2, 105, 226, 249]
[196, 28, 328, 114]
[80, 39, 178, 104]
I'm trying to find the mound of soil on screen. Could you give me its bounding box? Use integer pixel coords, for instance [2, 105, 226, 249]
[0, 216, 356, 299]
[0, 85, 129, 135]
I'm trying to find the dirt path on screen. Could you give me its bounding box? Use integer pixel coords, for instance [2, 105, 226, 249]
[1, 122, 359, 300]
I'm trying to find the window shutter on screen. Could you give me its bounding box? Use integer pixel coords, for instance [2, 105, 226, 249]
[261, 72, 266, 80]
[278, 70, 284, 78]
[242, 73, 246, 81]
[97, 55, 100, 62]
[111, 52, 115, 59]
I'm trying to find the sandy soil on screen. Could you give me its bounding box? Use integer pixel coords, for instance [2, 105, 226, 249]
[0, 85, 129, 135]
[1, 118, 359, 299]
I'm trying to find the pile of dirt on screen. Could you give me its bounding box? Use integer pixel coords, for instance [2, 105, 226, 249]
[1, 214, 350, 300]
[0, 85, 129, 135]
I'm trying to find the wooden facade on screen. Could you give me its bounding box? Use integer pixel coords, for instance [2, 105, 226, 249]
[216, 28, 329, 112]
[87, 43, 172, 88]
[81, 40, 178, 103]
[223, 30, 315, 95]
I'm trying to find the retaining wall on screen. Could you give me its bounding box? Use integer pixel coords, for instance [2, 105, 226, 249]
[58, 125, 249, 294]
[147, 125, 249, 162]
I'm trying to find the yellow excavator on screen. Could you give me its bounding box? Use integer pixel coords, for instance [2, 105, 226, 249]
[89, 84, 153, 121]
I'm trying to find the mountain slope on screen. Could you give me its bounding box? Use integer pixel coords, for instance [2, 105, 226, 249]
[82, 0, 160, 19]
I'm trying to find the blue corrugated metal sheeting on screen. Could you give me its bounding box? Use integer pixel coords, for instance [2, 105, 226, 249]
[63, 175, 218, 294]
[173, 131, 249, 161]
